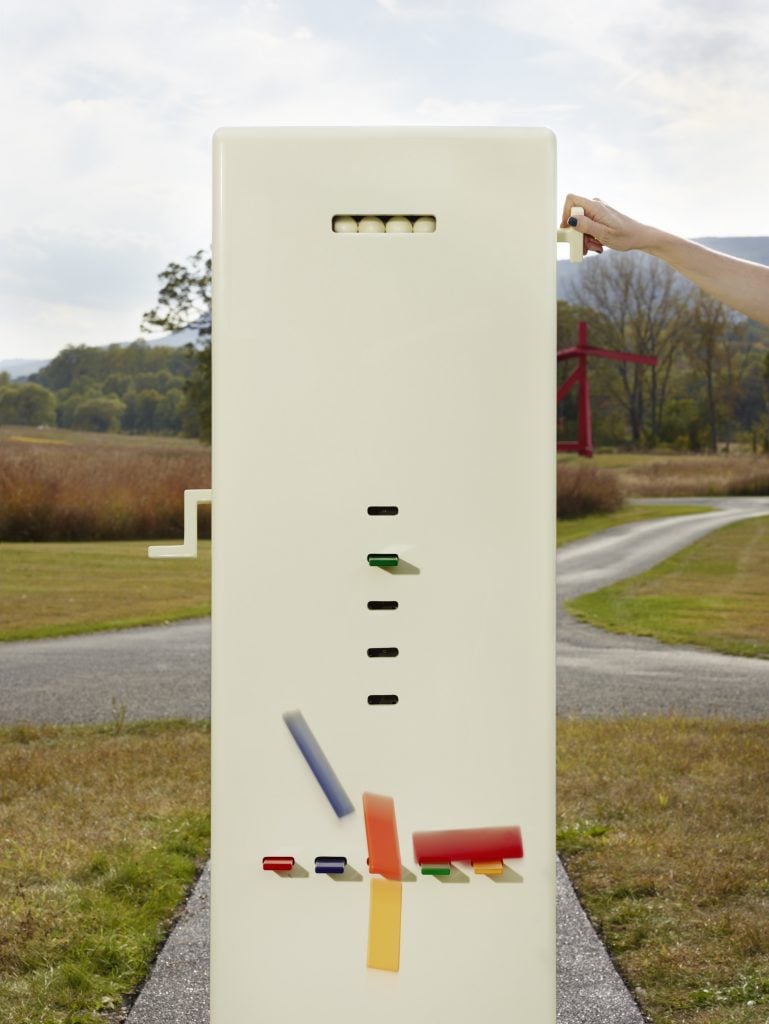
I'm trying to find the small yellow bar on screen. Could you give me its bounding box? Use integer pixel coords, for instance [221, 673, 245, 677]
[367, 878, 402, 972]
[473, 860, 504, 875]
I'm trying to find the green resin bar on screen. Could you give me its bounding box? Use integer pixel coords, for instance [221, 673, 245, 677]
[420, 864, 451, 876]
[368, 553, 399, 567]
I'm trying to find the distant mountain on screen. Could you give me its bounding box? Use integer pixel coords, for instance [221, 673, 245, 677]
[695, 237, 769, 263]
[557, 236, 769, 301]
[0, 357, 49, 380]
[113, 328, 198, 351]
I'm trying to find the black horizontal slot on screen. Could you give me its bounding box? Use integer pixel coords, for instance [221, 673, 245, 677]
[367, 506, 399, 516]
[367, 600, 398, 611]
[367, 647, 399, 658]
[367, 694, 399, 705]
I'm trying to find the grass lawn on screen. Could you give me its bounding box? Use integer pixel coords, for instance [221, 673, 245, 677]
[0, 508, 715, 643]
[556, 503, 710, 547]
[558, 717, 769, 1024]
[0, 720, 210, 1024]
[0, 540, 211, 641]
[568, 516, 769, 658]
[4, 716, 767, 1023]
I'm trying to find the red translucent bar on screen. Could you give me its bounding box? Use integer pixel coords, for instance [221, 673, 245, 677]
[262, 856, 295, 872]
[413, 826, 523, 865]
[363, 793, 401, 880]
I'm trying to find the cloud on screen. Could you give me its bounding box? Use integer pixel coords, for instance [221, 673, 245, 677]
[417, 96, 578, 124]
[481, 1, 769, 234]
[375, 0, 462, 19]
[2, 0, 769, 360]
[0, 226, 164, 357]
[0, 0, 411, 357]
[0, 228, 158, 308]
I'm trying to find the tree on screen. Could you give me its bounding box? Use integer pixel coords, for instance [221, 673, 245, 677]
[0, 382, 56, 426]
[141, 250, 211, 442]
[686, 292, 754, 453]
[568, 253, 694, 447]
[72, 395, 126, 433]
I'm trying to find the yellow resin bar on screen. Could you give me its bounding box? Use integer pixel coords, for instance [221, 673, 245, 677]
[367, 879, 402, 972]
[473, 860, 504, 875]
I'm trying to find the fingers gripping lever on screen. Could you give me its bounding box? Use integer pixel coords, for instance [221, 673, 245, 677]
[556, 206, 584, 263]
[148, 489, 212, 559]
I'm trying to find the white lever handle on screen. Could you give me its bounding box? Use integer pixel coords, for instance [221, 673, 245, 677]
[148, 488, 212, 559]
[556, 205, 584, 263]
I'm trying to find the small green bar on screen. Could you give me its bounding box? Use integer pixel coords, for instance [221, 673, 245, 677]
[368, 553, 399, 568]
[420, 864, 451, 876]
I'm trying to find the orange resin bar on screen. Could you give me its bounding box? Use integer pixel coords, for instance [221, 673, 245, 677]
[363, 793, 401, 880]
[473, 860, 504, 875]
[413, 826, 523, 865]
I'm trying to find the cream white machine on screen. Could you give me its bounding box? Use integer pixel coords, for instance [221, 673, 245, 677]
[152, 127, 584, 1022]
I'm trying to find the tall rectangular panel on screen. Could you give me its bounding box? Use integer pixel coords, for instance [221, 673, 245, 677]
[211, 127, 556, 1022]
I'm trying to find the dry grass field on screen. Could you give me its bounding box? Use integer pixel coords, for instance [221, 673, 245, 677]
[560, 451, 769, 498]
[0, 721, 210, 1023]
[0, 426, 210, 541]
[559, 718, 769, 1023]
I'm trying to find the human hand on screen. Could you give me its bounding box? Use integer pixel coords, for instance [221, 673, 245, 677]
[560, 194, 659, 255]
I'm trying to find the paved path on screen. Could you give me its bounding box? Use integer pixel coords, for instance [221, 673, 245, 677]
[0, 619, 210, 725]
[558, 497, 769, 718]
[3, 496, 767, 1022]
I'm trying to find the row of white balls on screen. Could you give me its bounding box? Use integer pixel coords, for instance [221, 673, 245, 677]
[332, 215, 436, 233]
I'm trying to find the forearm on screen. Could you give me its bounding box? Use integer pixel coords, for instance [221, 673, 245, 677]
[562, 194, 769, 327]
[642, 230, 769, 327]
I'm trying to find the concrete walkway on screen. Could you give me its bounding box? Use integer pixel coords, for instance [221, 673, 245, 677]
[126, 860, 645, 1024]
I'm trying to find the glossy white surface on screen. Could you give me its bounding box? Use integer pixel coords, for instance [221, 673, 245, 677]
[211, 127, 556, 1023]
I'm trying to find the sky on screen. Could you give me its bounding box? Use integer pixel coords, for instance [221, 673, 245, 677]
[2, 0, 769, 363]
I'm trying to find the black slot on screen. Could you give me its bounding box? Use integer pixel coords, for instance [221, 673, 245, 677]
[367, 694, 399, 705]
[367, 506, 398, 516]
[367, 600, 398, 611]
[367, 647, 399, 658]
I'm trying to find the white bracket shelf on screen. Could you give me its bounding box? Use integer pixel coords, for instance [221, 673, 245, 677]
[148, 488, 212, 559]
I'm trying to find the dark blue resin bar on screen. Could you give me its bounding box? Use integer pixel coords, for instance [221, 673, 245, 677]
[282, 710, 355, 818]
[315, 856, 347, 875]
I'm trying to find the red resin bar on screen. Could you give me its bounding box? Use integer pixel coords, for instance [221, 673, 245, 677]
[413, 826, 523, 865]
[363, 793, 401, 880]
[262, 856, 295, 872]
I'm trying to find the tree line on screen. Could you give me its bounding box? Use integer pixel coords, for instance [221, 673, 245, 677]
[1, 250, 212, 440]
[0, 341, 201, 436]
[558, 252, 769, 452]
[5, 245, 765, 451]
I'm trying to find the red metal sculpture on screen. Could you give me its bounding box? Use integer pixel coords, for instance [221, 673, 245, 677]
[557, 322, 657, 457]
